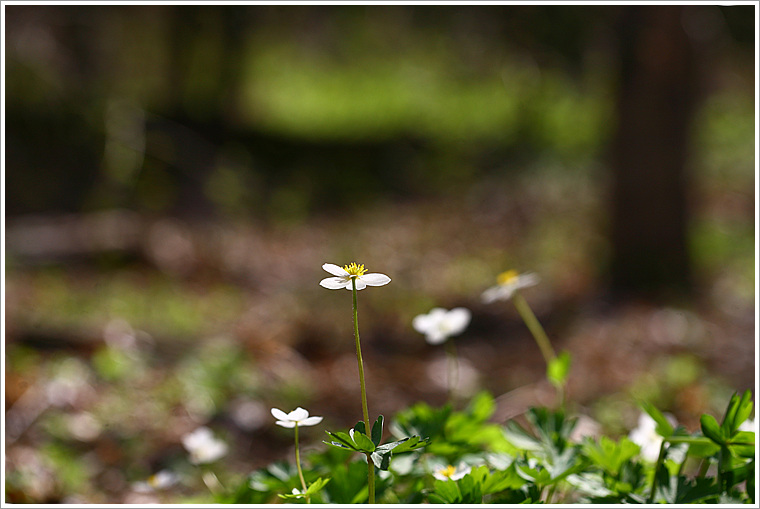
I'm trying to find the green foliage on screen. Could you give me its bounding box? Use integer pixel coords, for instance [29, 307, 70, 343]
[243, 391, 755, 504]
[547, 350, 571, 390]
[325, 415, 429, 471]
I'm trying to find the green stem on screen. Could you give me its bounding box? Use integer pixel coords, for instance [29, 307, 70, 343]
[445, 340, 459, 405]
[512, 291, 566, 408]
[294, 424, 310, 503]
[351, 278, 375, 504]
[512, 292, 556, 365]
[647, 441, 667, 503]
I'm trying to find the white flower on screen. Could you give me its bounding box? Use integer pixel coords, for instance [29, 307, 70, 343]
[481, 270, 540, 303]
[433, 463, 471, 481]
[271, 407, 323, 428]
[629, 412, 676, 463]
[739, 418, 756, 433]
[133, 470, 179, 493]
[319, 262, 391, 290]
[413, 307, 471, 345]
[182, 427, 228, 464]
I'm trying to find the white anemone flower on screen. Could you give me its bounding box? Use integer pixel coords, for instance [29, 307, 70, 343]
[133, 470, 179, 493]
[413, 307, 472, 345]
[433, 463, 471, 481]
[629, 412, 677, 463]
[319, 262, 391, 290]
[271, 407, 323, 428]
[481, 270, 540, 304]
[182, 427, 228, 465]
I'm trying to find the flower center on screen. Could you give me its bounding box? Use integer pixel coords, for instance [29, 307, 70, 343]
[343, 262, 368, 277]
[438, 465, 457, 478]
[497, 270, 519, 285]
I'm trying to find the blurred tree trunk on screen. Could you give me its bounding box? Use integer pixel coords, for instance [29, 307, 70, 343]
[608, 5, 699, 301]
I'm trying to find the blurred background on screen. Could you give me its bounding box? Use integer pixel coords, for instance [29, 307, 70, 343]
[3, 4, 756, 503]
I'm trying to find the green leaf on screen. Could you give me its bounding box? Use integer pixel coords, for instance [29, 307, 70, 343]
[278, 477, 331, 501]
[547, 351, 571, 389]
[700, 414, 725, 445]
[353, 421, 367, 436]
[727, 430, 755, 458]
[324, 430, 359, 450]
[467, 391, 496, 422]
[350, 429, 376, 452]
[582, 436, 639, 477]
[369, 450, 391, 471]
[640, 401, 674, 437]
[431, 479, 462, 504]
[723, 390, 754, 437]
[371, 415, 384, 447]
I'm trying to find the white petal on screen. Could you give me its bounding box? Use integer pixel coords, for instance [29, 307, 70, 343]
[275, 420, 296, 428]
[288, 407, 309, 422]
[353, 278, 367, 290]
[322, 263, 349, 277]
[412, 314, 433, 334]
[517, 273, 540, 288]
[320, 277, 350, 289]
[444, 308, 471, 336]
[359, 273, 391, 286]
[426, 331, 448, 345]
[271, 408, 289, 421]
[299, 416, 323, 427]
[481, 285, 510, 303]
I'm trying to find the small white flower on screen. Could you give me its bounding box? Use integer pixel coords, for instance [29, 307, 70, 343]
[739, 418, 756, 433]
[481, 270, 540, 303]
[182, 427, 228, 465]
[413, 307, 471, 345]
[629, 412, 677, 463]
[133, 470, 179, 493]
[319, 262, 391, 291]
[271, 407, 323, 428]
[433, 463, 471, 481]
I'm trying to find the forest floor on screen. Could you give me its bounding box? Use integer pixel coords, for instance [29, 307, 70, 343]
[4, 169, 756, 503]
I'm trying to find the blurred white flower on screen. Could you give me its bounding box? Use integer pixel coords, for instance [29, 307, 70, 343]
[413, 307, 471, 345]
[739, 418, 756, 433]
[271, 407, 323, 428]
[319, 262, 391, 290]
[132, 470, 179, 493]
[433, 463, 471, 481]
[182, 427, 228, 464]
[481, 270, 539, 303]
[629, 412, 677, 462]
[66, 411, 102, 442]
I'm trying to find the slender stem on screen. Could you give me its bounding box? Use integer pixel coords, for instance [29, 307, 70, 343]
[294, 424, 310, 503]
[512, 291, 566, 409]
[512, 292, 556, 365]
[445, 340, 459, 404]
[647, 441, 667, 503]
[200, 467, 224, 495]
[351, 279, 371, 428]
[351, 278, 375, 504]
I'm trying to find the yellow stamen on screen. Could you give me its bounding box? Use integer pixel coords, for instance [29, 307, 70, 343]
[497, 270, 519, 285]
[343, 262, 368, 277]
[438, 465, 457, 478]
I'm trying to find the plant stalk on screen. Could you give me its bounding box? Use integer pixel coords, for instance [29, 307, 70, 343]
[351, 278, 375, 504]
[294, 424, 310, 503]
[647, 441, 667, 503]
[512, 292, 556, 365]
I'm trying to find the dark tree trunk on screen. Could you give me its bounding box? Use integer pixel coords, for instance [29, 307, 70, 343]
[608, 5, 699, 301]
